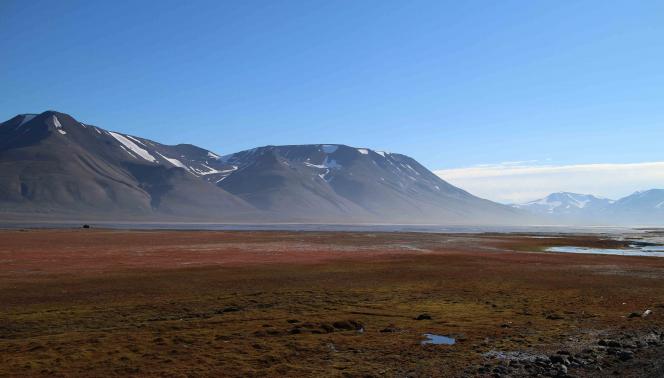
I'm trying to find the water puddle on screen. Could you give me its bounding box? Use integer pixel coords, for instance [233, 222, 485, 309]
[421, 333, 455, 345]
[546, 245, 664, 257]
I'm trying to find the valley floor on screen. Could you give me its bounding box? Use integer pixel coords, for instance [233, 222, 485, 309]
[1, 230, 663, 377]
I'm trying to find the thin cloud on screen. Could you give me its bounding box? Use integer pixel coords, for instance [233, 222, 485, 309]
[435, 161, 664, 204]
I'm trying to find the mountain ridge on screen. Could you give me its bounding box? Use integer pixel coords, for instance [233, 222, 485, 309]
[516, 190, 664, 225]
[0, 110, 528, 224]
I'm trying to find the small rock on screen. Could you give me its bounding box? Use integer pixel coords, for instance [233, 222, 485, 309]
[607, 340, 622, 348]
[559, 364, 568, 374]
[642, 309, 652, 318]
[332, 320, 363, 331]
[221, 306, 240, 313]
[415, 314, 432, 320]
[618, 350, 633, 361]
[380, 326, 399, 333]
[493, 365, 508, 374]
[550, 355, 570, 365]
[628, 312, 642, 318]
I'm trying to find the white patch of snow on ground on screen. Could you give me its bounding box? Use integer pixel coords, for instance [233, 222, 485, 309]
[191, 163, 228, 176]
[318, 169, 331, 181]
[376, 151, 389, 157]
[214, 166, 239, 183]
[80, 122, 87, 128]
[57, 129, 67, 135]
[207, 151, 221, 160]
[304, 157, 342, 170]
[357, 148, 369, 155]
[303, 156, 342, 182]
[119, 145, 137, 159]
[52, 115, 62, 128]
[94, 128, 102, 134]
[304, 162, 327, 169]
[126, 135, 146, 146]
[18, 114, 36, 127]
[218, 166, 238, 174]
[404, 163, 421, 175]
[322, 145, 338, 154]
[109, 131, 157, 162]
[156, 152, 188, 169]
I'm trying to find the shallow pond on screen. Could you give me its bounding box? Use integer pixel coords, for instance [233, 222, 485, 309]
[421, 334, 455, 345]
[546, 245, 664, 257]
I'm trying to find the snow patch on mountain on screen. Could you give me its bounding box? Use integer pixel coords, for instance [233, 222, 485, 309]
[126, 135, 146, 146]
[304, 157, 342, 170]
[191, 164, 222, 176]
[52, 115, 62, 128]
[156, 152, 188, 170]
[109, 131, 157, 163]
[304, 162, 326, 169]
[322, 145, 338, 154]
[18, 114, 36, 127]
[516, 192, 611, 214]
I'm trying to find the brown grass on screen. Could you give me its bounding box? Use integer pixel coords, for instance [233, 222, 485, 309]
[0, 230, 663, 377]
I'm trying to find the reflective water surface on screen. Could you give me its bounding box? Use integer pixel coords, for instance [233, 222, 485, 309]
[421, 334, 456, 345]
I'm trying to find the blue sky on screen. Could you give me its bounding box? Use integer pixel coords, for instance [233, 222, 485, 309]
[2, 1, 664, 201]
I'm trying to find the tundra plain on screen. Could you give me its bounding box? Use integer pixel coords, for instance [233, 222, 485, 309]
[1, 230, 663, 377]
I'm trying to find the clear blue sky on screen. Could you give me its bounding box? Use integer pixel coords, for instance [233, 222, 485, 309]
[2, 0, 664, 170]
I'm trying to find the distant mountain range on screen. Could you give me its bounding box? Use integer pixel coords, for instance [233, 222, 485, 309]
[0, 111, 527, 224]
[515, 190, 664, 225]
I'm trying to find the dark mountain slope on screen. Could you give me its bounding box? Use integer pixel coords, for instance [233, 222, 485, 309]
[0, 111, 255, 220]
[215, 145, 526, 224]
[0, 111, 531, 224]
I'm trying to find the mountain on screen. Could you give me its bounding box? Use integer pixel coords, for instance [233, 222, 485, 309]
[0, 110, 527, 224]
[610, 189, 664, 225]
[514, 192, 613, 217]
[212, 144, 525, 223]
[516, 191, 664, 225]
[0, 111, 256, 221]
